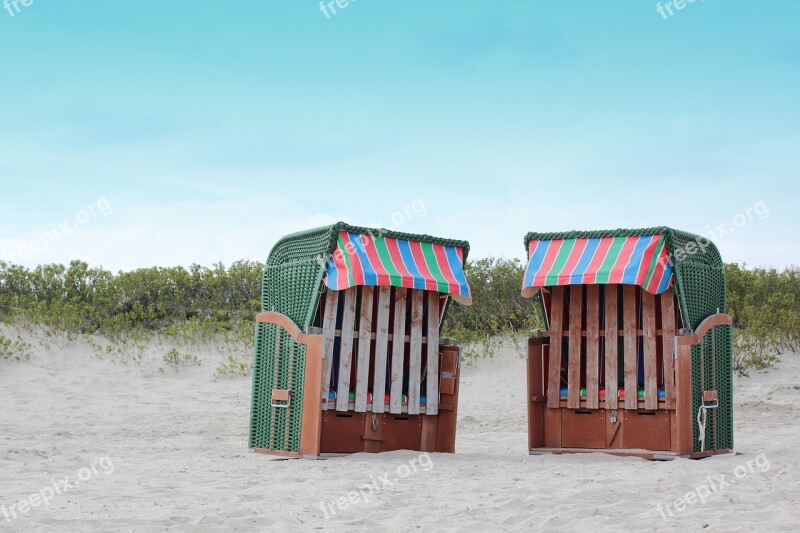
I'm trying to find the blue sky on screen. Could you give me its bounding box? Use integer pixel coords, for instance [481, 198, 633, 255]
[1, 0, 797, 270]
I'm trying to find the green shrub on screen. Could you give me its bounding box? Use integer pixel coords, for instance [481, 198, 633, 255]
[0, 334, 32, 362]
[161, 347, 200, 372]
[0, 259, 262, 338]
[727, 263, 800, 375]
[214, 354, 252, 378]
[443, 257, 543, 360]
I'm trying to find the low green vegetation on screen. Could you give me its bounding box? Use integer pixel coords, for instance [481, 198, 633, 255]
[0, 333, 32, 362]
[1, 259, 797, 377]
[441, 257, 543, 359]
[726, 264, 800, 374]
[0, 259, 261, 375]
[161, 347, 201, 372]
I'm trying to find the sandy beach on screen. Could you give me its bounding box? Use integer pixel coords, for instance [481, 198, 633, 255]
[1, 334, 799, 532]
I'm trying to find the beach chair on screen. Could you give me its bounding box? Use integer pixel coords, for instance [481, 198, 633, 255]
[249, 222, 471, 458]
[521, 228, 733, 459]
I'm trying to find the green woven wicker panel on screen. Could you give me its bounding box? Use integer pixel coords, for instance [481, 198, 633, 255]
[264, 260, 324, 329]
[248, 323, 306, 452]
[690, 325, 734, 452]
[716, 326, 734, 450]
[249, 322, 272, 449]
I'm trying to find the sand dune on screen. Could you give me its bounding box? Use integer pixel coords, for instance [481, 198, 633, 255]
[2, 334, 799, 532]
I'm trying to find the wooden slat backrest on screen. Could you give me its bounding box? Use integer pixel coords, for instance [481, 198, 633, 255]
[660, 288, 677, 408]
[539, 283, 678, 413]
[319, 286, 450, 416]
[604, 285, 619, 409]
[389, 288, 408, 414]
[642, 291, 658, 410]
[567, 286, 583, 409]
[408, 290, 424, 415]
[623, 285, 638, 410]
[585, 285, 600, 409]
[320, 291, 339, 410]
[354, 287, 374, 412]
[371, 286, 391, 413]
[547, 286, 565, 408]
[426, 292, 440, 415]
[335, 288, 358, 411]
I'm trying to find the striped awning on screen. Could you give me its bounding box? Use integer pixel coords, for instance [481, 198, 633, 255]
[521, 233, 673, 296]
[325, 230, 472, 305]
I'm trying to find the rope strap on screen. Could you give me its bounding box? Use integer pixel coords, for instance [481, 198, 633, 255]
[697, 405, 708, 453]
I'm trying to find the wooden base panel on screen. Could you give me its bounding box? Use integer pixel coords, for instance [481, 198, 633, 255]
[687, 448, 733, 459]
[252, 448, 303, 459]
[317, 411, 455, 455]
[529, 447, 732, 460]
[530, 447, 679, 461]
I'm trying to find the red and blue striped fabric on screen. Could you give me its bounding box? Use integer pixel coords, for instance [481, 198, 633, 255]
[324, 230, 472, 304]
[521, 234, 673, 296]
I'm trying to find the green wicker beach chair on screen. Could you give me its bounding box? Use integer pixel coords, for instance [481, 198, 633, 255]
[249, 222, 471, 457]
[521, 227, 733, 459]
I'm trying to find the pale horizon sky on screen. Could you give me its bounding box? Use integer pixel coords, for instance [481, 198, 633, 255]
[1, 1, 797, 271]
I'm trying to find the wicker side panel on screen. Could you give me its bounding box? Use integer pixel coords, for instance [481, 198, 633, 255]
[690, 324, 734, 453]
[263, 260, 324, 329]
[249, 322, 275, 449]
[665, 230, 725, 330]
[715, 325, 734, 450]
[267, 226, 337, 269]
[248, 322, 307, 452]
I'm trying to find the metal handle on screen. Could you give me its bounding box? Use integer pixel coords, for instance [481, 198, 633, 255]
[271, 389, 291, 409]
[702, 390, 718, 409]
